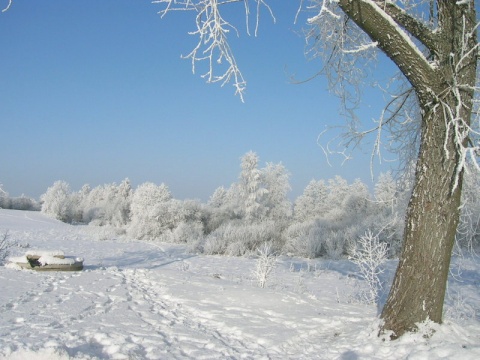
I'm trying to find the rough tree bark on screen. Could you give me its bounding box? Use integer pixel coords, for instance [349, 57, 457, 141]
[337, 0, 477, 338]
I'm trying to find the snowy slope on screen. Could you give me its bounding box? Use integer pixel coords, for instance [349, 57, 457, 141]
[0, 209, 479, 359]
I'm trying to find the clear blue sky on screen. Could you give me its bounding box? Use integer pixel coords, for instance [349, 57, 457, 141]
[0, 0, 398, 201]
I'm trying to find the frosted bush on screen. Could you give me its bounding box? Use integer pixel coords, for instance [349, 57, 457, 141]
[348, 230, 388, 304]
[170, 221, 204, 243]
[203, 233, 228, 255]
[252, 243, 277, 288]
[226, 240, 250, 257]
[283, 221, 323, 258]
[164, 221, 205, 253]
[203, 220, 280, 256]
[323, 230, 345, 260]
[8, 195, 40, 211]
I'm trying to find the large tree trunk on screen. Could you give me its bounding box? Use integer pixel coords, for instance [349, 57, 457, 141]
[379, 2, 478, 338]
[337, 0, 478, 338]
[379, 98, 463, 338]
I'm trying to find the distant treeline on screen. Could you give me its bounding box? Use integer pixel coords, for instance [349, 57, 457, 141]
[0, 191, 40, 211]
[3, 152, 480, 259]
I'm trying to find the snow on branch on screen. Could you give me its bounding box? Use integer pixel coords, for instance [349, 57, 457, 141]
[342, 41, 378, 54]
[2, 0, 12, 12]
[154, 0, 275, 101]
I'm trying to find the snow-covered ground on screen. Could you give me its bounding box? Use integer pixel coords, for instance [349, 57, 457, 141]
[1, 209, 479, 359]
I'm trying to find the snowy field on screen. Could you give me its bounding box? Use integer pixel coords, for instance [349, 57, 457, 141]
[1, 209, 479, 359]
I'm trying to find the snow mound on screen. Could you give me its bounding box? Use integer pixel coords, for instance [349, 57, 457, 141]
[37, 255, 75, 266]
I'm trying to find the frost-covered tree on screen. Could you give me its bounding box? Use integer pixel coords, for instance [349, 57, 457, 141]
[128, 182, 173, 240]
[342, 179, 370, 219]
[262, 162, 292, 222]
[10, 195, 40, 211]
[41, 180, 73, 222]
[153, 0, 479, 338]
[106, 178, 133, 227]
[294, 179, 328, 222]
[239, 151, 268, 221]
[308, 0, 479, 338]
[208, 186, 228, 209]
[325, 175, 350, 218]
[206, 185, 233, 233]
[295, 0, 479, 337]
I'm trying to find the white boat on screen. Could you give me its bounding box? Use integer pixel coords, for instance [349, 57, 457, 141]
[8, 250, 84, 271]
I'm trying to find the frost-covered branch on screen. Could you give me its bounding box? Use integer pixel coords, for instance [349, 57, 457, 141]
[434, 11, 479, 190]
[304, 1, 479, 186]
[1, 0, 12, 12]
[370, 0, 438, 53]
[154, 0, 275, 101]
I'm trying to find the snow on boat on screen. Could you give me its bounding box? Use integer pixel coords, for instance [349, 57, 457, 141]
[8, 250, 84, 271]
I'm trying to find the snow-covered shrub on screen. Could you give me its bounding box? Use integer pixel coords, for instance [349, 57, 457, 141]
[283, 220, 323, 258]
[41, 181, 75, 222]
[289, 176, 394, 260]
[9, 195, 40, 211]
[284, 215, 368, 260]
[180, 199, 208, 228]
[163, 221, 205, 253]
[227, 221, 280, 256]
[202, 230, 229, 255]
[323, 230, 346, 260]
[348, 230, 388, 304]
[0, 186, 39, 211]
[203, 220, 280, 256]
[252, 243, 277, 288]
